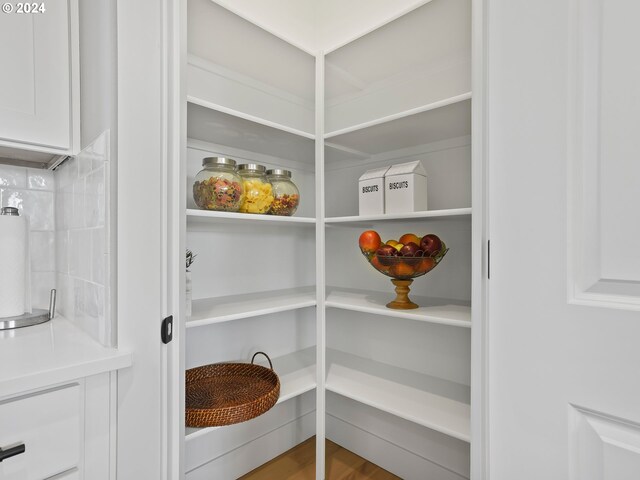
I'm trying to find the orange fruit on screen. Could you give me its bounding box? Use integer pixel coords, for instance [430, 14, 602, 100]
[416, 257, 436, 274]
[358, 230, 382, 255]
[399, 233, 421, 246]
[370, 256, 391, 274]
[390, 262, 415, 278]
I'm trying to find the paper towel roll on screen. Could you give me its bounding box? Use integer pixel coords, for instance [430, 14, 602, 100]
[0, 214, 31, 318]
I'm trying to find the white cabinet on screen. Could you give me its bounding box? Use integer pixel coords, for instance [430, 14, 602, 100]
[0, 0, 78, 155]
[0, 385, 80, 480]
[0, 318, 131, 480]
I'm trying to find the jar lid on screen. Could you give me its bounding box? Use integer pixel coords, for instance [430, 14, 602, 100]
[202, 157, 236, 167]
[238, 163, 266, 173]
[0, 206, 19, 216]
[266, 169, 291, 178]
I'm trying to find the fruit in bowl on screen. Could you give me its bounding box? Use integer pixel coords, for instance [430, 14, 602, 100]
[358, 230, 382, 257]
[359, 231, 448, 309]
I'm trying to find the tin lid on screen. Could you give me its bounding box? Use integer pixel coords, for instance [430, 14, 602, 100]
[202, 157, 236, 167]
[0, 207, 19, 216]
[238, 163, 266, 173]
[266, 169, 291, 178]
[385, 160, 427, 177]
[359, 166, 390, 181]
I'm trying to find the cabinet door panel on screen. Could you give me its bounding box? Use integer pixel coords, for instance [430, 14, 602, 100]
[0, 0, 70, 150]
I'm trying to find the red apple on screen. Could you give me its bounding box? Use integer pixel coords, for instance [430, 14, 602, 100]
[420, 234, 443, 256]
[399, 242, 420, 257]
[399, 242, 421, 265]
[376, 245, 397, 265]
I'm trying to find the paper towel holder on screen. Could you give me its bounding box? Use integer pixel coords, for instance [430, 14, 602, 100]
[0, 289, 56, 330]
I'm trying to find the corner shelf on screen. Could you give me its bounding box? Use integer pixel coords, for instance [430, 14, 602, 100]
[325, 349, 470, 442]
[187, 101, 315, 164]
[324, 96, 471, 161]
[186, 209, 316, 227]
[185, 347, 317, 441]
[325, 208, 472, 226]
[187, 287, 317, 328]
[326, 287, 471, 328]
[325, 93, 471, 142]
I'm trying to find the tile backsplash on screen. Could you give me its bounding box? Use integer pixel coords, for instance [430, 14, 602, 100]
[56, 131, 112, 346]
[0, 131, 112, 346]
[0, 165, 56, 310]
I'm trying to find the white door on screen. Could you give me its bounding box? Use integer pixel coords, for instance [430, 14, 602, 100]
[487, 0, 640, 478]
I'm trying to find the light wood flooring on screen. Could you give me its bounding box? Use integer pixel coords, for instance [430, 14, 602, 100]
[239, 437, 402, 480]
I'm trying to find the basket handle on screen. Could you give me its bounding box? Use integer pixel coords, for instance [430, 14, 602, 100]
[251, 351, 274, 370]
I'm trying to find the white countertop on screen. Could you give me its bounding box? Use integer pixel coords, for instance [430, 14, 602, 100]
[0, 316, 132, 399]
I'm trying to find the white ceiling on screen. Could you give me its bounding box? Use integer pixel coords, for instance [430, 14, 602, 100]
[209, 0, 433, 54]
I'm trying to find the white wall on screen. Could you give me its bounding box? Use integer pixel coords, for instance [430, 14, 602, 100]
[79, 0, 117, 151]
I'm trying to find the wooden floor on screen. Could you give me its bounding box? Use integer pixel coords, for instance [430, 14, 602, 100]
[239, 437, 402, 480]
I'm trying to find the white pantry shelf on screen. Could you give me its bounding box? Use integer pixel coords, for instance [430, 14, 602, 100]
[324, 96, 471, 156]
[187, 101, 315, 164]
[185, 347, 317, 441]
[326, 287, 471, 328]
[186, 208, 316, 227]
[187, 287, 317, 328]
[326, 208, 471, 226]
[326, 349, 470, 442]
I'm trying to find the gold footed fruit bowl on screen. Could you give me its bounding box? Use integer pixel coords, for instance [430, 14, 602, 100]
[359, 231, 448, 310]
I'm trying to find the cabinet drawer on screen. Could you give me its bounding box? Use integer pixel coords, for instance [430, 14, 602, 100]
[0, 384, 81, 480]
[49, 468, 80, 480]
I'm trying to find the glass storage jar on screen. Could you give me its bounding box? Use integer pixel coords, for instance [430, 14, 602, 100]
[238, 164, 274, 214]
[266, 169, 300, 216]
[193, 157, 244, 211]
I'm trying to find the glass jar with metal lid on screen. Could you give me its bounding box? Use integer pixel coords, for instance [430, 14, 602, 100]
[266, 169, 300, 216]
[193, 157, 244, 211]
[237, 164, 274, 214]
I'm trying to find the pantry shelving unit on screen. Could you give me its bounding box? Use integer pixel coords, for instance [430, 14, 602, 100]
[174, 0, 476, 479]
[325, 207, 472, 225]
[326, 288, 471, 328]
[187, 286, 317, 328]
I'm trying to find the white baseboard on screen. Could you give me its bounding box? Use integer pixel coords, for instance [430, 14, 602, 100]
[186, 410, 315, 479]
[326, 391, 469, 480]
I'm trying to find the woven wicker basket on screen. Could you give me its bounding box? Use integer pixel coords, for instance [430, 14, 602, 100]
[185, 352, 280, 427]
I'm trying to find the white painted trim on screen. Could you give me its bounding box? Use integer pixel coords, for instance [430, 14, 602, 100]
[315, 52, 327, 480]
[471, 0, 489, 477]
[68, 0, 81, 155]
[109, 372, 117, 480]
[165, 0, 187, 479]
[0, 138, 73, 156]
[324, 92, 472, 139]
